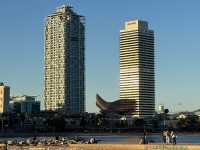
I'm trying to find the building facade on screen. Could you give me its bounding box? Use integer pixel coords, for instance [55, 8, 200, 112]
[120, 20, 155, 118]
[158, 104, 164, 113]
[0, 82, 10, 113]
[10, 95, 40, 114]
[44, 5, 85, 113]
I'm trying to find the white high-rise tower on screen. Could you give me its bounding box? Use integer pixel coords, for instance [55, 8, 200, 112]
[120, 20, 155, 117]
[44, 5, 85, 113]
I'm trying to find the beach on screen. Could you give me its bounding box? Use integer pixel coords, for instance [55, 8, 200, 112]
[0, 133, 199, 149]
[0, 144, 199, 150]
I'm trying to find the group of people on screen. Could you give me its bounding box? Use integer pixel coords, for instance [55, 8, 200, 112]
[162, 130, 177, 144]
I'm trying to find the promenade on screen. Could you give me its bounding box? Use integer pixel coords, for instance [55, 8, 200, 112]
[69, 144, 200, 150]
[0, 144, 199, 150]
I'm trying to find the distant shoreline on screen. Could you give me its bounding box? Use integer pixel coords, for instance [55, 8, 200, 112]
[0, 131, 200, 138]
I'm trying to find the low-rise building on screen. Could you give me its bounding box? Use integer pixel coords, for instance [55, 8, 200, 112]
[0, 82, 10, 113]
[158, 104, 165, 114]
[10, 95, 40, 113]
[194, 109, 200, 118]
[176, 112, 195, 119]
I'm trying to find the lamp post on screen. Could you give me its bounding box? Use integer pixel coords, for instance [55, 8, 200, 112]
[1, 117, 3, 132]
[163, 109, 169, 130]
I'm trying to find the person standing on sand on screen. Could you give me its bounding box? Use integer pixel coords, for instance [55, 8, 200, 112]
[162, 131, 166, 143]
[143, 130, 147, 144]
[170, 131, 173, 143]
[171, 131, 177, 145]
[166, 130, 170, 144]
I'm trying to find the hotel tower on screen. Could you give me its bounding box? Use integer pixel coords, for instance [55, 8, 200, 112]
[120, 20, 155, 117]
[44, 5, 85, 113]
[0, 83, 10, 113]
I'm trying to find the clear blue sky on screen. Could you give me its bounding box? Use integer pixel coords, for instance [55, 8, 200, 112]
[0, 0, 200, 113]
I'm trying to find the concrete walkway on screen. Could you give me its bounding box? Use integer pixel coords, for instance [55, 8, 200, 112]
[69, 144, 199, 150]
[0, 144, 199, 150]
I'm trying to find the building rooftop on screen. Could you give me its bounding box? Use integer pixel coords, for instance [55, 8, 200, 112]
[55, 5, 73, 13]
[0, 82, 9, 88]
[10, 95, 37, 102]
[121, 19, 149, 32]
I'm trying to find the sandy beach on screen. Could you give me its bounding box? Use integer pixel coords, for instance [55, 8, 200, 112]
[0, 144, 199, 150]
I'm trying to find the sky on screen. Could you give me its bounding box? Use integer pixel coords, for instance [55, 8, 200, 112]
[0, 0, 200, 113]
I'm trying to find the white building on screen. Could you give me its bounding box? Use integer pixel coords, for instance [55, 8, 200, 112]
[0, 82, 10, 113]
[44, 5, 85, 113]
[158, 104, 164, 113]
[120, 20, 155, 118]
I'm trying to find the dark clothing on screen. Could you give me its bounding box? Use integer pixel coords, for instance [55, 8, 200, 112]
[172, 136, 176, 144]
[143, 131, 147, 144]
[162, 136, 166, 143]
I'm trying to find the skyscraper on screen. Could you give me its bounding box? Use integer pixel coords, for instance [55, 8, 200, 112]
[44, 5, 85, 113]
[120, 20, 155, 117]
[0, 82, 10, 113]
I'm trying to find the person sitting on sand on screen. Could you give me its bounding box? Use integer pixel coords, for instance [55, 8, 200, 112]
[89, 137, 96, 144]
